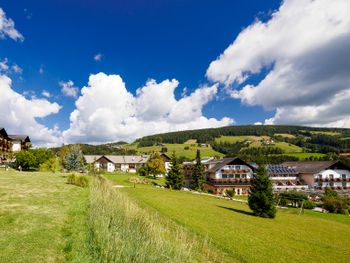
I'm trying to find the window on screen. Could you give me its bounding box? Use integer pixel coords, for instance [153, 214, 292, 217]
[329, 182, 334, 187]
[329, 174, 334, 180]
[235, 174, 240, 179]
[235, 165, 240, 170]
[342, 182, 347, 187]
[342, 174, 346, 179]
[222, 174, 228, 179]
[241, 174, 247, 178]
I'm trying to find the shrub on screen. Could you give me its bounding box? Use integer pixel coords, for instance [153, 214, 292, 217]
[225, 189, 235, 198]
[184, 146, 190, 150]
[39, 157, 61, 173]
[322, 197, 349, 214]
[128, 177, 150, 185]
[303, 200, 316, 209]
[67, 174, 89, 188]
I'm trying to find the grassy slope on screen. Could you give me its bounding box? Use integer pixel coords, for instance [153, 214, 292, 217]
[124, 187, 350, 263]
[131, 143, 224, 159]
[0, 170, 88, 263]
[104, 172, 166, 187]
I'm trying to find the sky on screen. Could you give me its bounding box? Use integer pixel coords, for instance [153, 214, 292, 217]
[0, 0, 350, 146]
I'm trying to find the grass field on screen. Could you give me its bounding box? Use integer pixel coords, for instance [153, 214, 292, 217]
[133, 143, 224, 159]
[103, 172, 166, 187]
[124, 187, 350, 263]
[274, 133, 296, 138]
[0, 170, 88, 262]
[300, 130, 341, 136]
[280, 152, 326, 159]
[215, 135, 270, 143]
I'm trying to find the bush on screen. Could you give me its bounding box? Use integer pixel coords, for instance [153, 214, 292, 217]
[322, 197, 349, 214]
[39, 157, 61, 173]
[184, 146, 190, 150]
[67, 174, 89, 188]
[225, 189, 235, 198]
[303, 200, 316, 209]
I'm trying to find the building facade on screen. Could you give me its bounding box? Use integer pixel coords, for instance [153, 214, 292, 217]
[84, 155, 150, 173]
[0, 128, 30, 164]
[266, 164, 309, 192]
[204, 158, 256, 195]
[283, 161, 350, 191]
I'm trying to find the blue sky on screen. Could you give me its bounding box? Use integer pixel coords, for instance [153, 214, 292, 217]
[1, 0, 349, 145]
[1, 0, 280, 129]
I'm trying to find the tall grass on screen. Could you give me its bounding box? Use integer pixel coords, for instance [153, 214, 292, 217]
[86, 176, 219, 262]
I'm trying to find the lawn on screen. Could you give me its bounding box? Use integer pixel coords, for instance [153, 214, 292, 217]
[215, 135, 270, 143]
[103, 172, 166, 187]
[280, 152, 326, 159]
[134, 143, 223, 159]
[123, 187, 350, 263]
[0, 170, 88, 263]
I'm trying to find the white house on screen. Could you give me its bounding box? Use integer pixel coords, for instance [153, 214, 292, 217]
[84, 155, 149, 173]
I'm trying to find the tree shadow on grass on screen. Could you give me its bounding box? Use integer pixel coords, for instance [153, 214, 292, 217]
[217, 205, 255, 217]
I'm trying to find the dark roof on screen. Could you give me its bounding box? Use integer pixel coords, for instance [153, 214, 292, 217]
[267, 164, 298, 175]
[282, 161, 348, 174]
[207, 157, 255, 173]
[160, 153, 171, 161]
[0, 128, 8, 137]
[8, 135, 30, 142]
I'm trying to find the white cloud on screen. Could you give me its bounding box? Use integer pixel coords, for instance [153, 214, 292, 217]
[41, 90, 51, 98]
[63, 72, 233, 144]
[0, 7, 24, 41]
[94, 53, 102, 61]
[0, 75, 62, 146]
[0, 58, 23, 75]
[207, 0, 350, 127]
[60, 80, 79, 98]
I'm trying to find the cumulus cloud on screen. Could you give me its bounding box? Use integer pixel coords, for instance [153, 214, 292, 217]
[0, 7, 24, 41]
[60, 80, 79, 98]
[0, 75, 62, 146]
[63, 73, 233, 143]
[207, 0, 350, 127]
[94, 53, 102, 61]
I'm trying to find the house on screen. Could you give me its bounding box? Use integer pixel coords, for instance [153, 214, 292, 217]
[160, 153, 171, 174]
[8, 135, 31, 152]
[0, 128, 11, 163]
[0, 128, 31, 164]
[282, 161, 350, 191]
[84, 155, 149, 173]
[204, 158, 256, 195]
[266, 164, 309, 192]
[182, 157, 220, 187]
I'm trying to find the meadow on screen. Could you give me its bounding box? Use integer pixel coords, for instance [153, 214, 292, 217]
[2, 170, 350, 262]
[0, 170, 88, 262]
[130, 143, 224, 159]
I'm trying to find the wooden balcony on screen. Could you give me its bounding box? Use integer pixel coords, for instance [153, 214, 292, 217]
[220, 169, 250, 173]
[208, 178, 252, 185]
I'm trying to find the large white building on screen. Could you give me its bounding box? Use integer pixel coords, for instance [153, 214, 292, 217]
[283, 161, 350, 191]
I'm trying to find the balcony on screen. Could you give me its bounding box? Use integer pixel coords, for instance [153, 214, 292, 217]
[270, 176, 297, 181]
[273, 185, 308, 190]
[315, 177, 350, 182]
[208, 178, 252, 185]
[220, 169, 250, 173]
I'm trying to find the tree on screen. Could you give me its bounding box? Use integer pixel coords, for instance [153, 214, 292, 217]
[13, 151, 36, 171]
[31, 148, 54, 168]
[146, 152, 166, 178]
[166, 152, 184, 190]
[191, 149, 205, 191]
[40, 157, 61, 173]
[62, 145, 84, 171]
[248, 167, 276, 218]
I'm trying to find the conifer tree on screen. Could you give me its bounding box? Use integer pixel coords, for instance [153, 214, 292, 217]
[166, 152, 184, 190]
[191, 149, 205, 191]
[248, 166, 276, 218]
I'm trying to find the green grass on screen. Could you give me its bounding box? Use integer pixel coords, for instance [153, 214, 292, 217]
[279, 152, 326, 159]
[87, 176, 222, 262]
[123, 187, 350, 263]
[134, 143, 223, 159]
[0, 170, 89, 262]
[215, 135, 270, 143]
[300, 130, 341, 136]
[103, 172, 166, 187]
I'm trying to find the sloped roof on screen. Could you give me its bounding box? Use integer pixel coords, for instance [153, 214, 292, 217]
[207, 157, 255, 173]
[8, 135, 30, 142]
[267, 164, 298, 175]
[0, 128, 8, 137]
[101, 155, 150, 164]
[84, 155, 102, 163]
[282, 161, 346, 174]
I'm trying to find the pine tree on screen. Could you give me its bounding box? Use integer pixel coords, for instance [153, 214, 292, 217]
[191, 149, 205, 191]
[63, 145, 84, 171]
[166, 152, 184, 190]
[248, 167, 276, 218]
